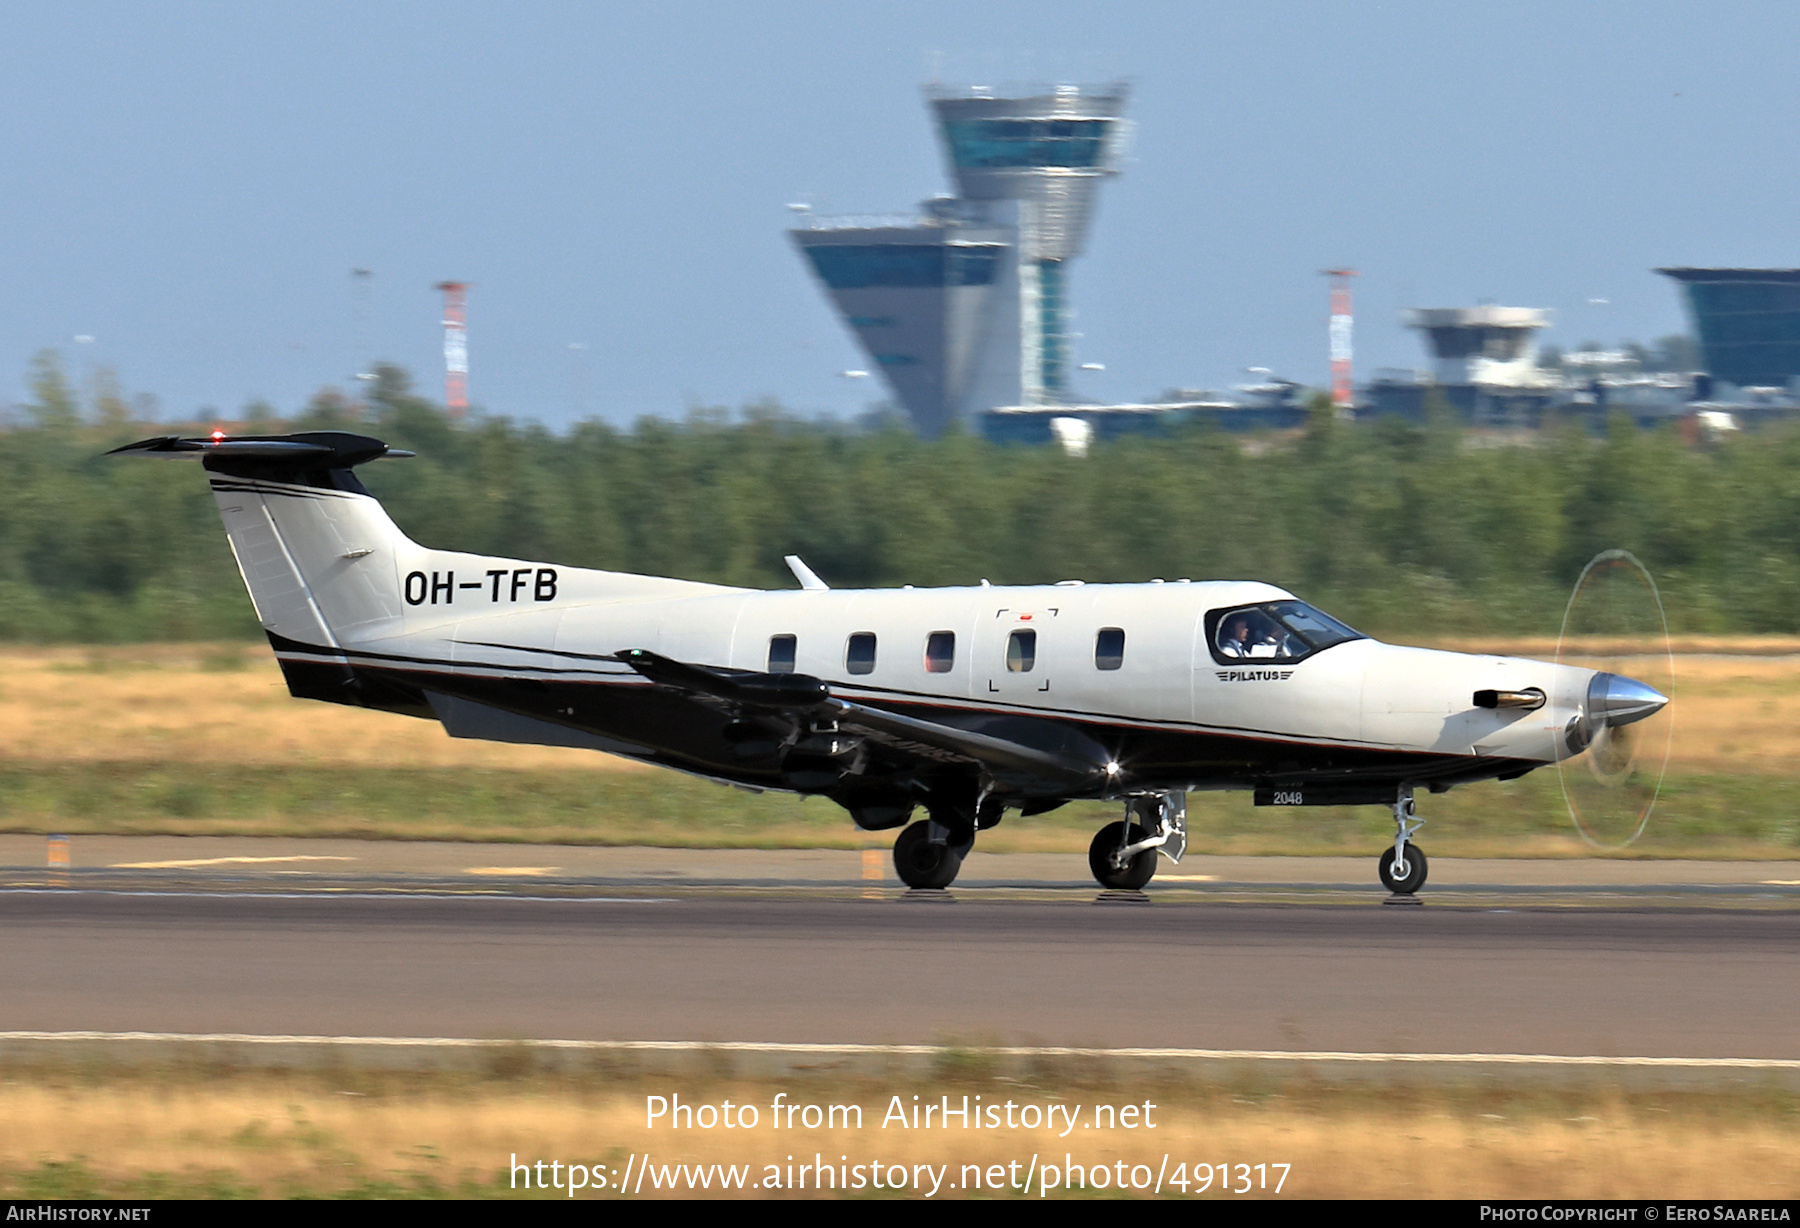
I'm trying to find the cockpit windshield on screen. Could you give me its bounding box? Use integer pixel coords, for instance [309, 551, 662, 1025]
[1208, 600, 1364, 664]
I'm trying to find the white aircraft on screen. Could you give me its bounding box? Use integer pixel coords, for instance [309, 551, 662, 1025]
[115, 430, 1669, 897]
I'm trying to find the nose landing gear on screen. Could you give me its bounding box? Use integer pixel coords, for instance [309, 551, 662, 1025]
[1380, 785, 1428, 897]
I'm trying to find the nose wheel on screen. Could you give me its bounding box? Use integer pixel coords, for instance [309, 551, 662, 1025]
[1380, 785, 1428, 896]
[1087, 793, 1187, 890]
[1089, 821, 1157, 890]
[1378, 842, 1428, 893]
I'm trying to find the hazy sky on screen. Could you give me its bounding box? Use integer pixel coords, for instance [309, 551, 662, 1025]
[4, 1, 1797, 427]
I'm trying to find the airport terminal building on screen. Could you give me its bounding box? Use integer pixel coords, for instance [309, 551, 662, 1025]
[1657, 268, 1800, 392]
[790, 93, 1799, 443]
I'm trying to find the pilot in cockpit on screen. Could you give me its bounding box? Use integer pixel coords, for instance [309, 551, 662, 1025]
[1219, 615, 1251, 657]
[1220, 610, 1301, 659]
[1219, 613, 1273, 658]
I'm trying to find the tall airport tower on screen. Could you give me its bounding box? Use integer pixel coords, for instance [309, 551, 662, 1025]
[792, 84, 1128, 436]
[928, 83, 1129, 406]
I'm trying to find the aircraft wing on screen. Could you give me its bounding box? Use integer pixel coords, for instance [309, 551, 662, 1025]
[615, 649, 1111, 792]
[615, 648, 832, 709]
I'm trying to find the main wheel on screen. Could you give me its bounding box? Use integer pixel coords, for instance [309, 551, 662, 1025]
[893, 820, 964, 889]
[1088, 821, 1157, 890]
[1378, 843, 1428, 894]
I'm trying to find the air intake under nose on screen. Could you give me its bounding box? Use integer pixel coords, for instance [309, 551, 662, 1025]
[1588, 672, 1669, 727]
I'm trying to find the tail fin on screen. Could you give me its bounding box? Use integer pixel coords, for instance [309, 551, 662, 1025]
[112, 431, 423, 709]
[114, 429, 739, 714]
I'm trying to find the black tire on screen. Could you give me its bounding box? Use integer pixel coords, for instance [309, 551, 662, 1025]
[893, 820, 964, 889]
[1088, 821, 1157, 890]
[1378, 843, 1428, 894]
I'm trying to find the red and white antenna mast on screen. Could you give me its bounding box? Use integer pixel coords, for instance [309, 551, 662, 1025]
[436, 281, 469, 417]
[1322, 269, 1357, 419]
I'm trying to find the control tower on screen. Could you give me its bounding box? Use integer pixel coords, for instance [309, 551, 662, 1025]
[792, 84, 1128, 435]
[1405, 307, 1553, 387]
[929, 84, 1129, 404]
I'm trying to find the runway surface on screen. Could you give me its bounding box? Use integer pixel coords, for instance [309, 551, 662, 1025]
[6, 834, 1800, 902]
[3, 891, 1796, 1059]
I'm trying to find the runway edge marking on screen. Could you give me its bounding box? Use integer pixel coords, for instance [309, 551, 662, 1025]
[1, 1033, 1795, 1069]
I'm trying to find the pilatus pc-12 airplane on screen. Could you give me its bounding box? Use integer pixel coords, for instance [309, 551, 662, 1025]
[116, 430, 1670, 897]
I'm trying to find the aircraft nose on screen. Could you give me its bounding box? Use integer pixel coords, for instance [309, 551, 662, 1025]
[1588, 672, 1669, 728]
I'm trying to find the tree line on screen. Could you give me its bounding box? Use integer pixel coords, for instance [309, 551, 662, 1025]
[3, 354, 1797, 642]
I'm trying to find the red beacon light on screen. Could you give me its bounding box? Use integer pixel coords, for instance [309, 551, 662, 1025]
[209, 430, 225, 443]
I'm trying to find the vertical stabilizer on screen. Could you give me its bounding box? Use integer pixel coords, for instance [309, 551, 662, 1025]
[110, 430, 742, 714]
[110, 432, 420, 709]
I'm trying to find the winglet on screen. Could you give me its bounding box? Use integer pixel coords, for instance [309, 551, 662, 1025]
[784, 555, 829, 591]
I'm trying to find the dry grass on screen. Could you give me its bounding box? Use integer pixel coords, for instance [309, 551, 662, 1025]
[1, 1069, 1795, 1199]
[1658, 655, 1800, 774]
[1, 643, 1796, 855]
[3, 642, 1796, 777]
[0, 643, 647, 772]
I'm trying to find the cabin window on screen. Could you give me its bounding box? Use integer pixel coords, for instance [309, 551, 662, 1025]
[1006, 629, 1036, 672]
[767, 634, 796, 674]
[1095, 627, 1125, 670]
[925, 631, 955, 673]
[846, 632, 877, 675]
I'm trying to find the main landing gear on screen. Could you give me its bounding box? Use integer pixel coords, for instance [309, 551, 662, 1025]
[1379, 784, 1428, 896]
[1088, 793, 1188, 890]
[892, 806, 978, 890]
[891, 789, 1009, 890]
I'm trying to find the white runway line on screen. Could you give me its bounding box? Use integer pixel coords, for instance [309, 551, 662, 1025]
[109, 856, 358, 869]
[0, 1032, 1795, 1069]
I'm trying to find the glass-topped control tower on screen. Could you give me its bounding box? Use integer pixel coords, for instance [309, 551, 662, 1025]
[792, 84, 1129, 435]
[929, 84, 1129, 405]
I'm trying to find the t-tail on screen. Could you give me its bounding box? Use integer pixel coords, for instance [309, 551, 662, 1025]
[110, 430, 728, 715]
[112, 431, 445, 713]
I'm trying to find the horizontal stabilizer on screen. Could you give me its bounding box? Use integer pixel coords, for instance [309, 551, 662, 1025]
[109, 431, 413, 471]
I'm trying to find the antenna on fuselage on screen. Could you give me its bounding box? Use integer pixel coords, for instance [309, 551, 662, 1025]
[784, 555, 830, 591]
